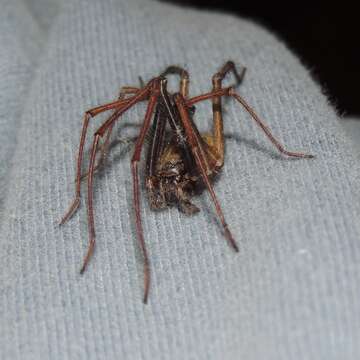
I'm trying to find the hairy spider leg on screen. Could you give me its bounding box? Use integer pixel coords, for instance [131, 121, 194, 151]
[174, 93, 239, 252]
[186, 87, 314, 159]
[211, 61, 247, 166]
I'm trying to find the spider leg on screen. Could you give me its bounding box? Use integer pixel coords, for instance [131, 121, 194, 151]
[144, 104, 167, 210]
[174, 93, 239, 252]
[161, 65, 189, 97]
[79, 86, 140, 271]
[130, 87, 159, 304]
[159, 79, 198, 172]
[186, 88, 314, 158]
[230, 90, 314, 158]
[77, 83, 154, 275]
[211, 61, 247, 165]
[213, 61, 246, 88]
[60, 98, 131, 225]
[80, 79, 159, 303]
[145, 104, 166, 179]
[80, 133, 100, 274]
[186, 87, 233, 107]
[79, 121, 115, 181]
[60, 87, 147, 225]
[79, 87, 140, 181]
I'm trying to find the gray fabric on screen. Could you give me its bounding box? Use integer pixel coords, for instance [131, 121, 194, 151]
[1, 0, 360, 359]
[342, 118, 360, 155]
[0, 0, 43, 215]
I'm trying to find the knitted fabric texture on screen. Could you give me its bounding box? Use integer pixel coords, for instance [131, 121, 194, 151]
[1, 0, 359, 359]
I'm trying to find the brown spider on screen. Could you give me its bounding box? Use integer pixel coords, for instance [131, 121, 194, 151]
[60, 61, 314, 303]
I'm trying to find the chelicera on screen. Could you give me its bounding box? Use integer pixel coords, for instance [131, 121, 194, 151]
[60, 61, 314, 303]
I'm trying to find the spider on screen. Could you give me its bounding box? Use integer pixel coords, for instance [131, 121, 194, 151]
[60, 61, 314, 303]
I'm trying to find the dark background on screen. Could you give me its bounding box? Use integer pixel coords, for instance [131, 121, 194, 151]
[165, 1, 360, 117]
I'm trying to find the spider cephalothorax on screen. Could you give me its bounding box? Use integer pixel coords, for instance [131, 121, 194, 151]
[60, 61, 314, 303]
